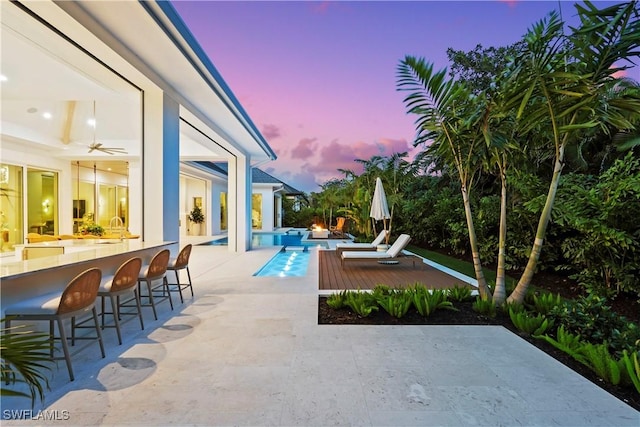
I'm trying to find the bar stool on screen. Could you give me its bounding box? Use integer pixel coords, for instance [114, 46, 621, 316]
[167, 244, 194, 303]
[98, 257, 144, 345]
[4, 268, 105, 381]
[138, 249, 173, 320]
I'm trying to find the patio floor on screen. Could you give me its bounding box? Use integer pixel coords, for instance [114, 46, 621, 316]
[319, 249, 468, 291]
[1, 240, 637, 426]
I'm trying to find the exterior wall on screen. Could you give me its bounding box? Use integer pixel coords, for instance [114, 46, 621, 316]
[252, 186, 275, 232]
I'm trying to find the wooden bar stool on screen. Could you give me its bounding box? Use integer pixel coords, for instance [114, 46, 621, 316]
[4, 268, 105, 381]
[97, 257, 144, 345]
[137, 249, 173, 320]
[167, 244, 194, 303]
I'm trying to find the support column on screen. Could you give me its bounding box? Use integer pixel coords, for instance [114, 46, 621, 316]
[227, 155, 251, 252]
[143, 90, 179, 243]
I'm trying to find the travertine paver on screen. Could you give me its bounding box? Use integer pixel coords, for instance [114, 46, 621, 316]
[2, 241, 638, 426]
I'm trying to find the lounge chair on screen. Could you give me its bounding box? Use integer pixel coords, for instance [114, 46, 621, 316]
[330, 217, 347, 238]
[341, 234, 412, 267]
[335, 230, 388, 254]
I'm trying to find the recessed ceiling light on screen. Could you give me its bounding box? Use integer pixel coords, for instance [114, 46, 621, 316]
[87, 119, 96, 127]
[107, 168, 112, 171]
[0, 75, 7, 82]
[43, 112, 52, 119]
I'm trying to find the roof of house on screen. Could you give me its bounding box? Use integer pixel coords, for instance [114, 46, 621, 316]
[192, 161, 305, 196]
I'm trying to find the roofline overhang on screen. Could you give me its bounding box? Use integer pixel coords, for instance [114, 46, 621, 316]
[145, 1, 276, 161]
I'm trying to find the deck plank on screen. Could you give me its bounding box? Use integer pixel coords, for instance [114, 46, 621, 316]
[318, 250, 469, 290]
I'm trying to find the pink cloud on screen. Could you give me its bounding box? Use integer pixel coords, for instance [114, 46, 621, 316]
[291, 137, 317, 160]
[310, 1, 331, 14]
[261, 124, 281, 140]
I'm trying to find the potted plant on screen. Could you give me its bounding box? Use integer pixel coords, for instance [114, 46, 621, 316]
[188, 205, 204, 235]
[82, 223, 104, 236]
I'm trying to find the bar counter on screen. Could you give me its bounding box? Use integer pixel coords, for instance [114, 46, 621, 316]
[0, 240, 177, 315]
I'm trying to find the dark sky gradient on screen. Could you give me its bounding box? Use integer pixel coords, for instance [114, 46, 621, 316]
[172, 1, 637, 193]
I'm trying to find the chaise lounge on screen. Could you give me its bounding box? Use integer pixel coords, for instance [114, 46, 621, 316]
[341, 234, 412, 267]
[335, 229, 388, 255]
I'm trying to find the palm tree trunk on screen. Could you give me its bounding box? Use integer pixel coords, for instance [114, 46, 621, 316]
[508, 146, 565, 303]
[461, 184, 490, 298]
[493, 164, 508, 305]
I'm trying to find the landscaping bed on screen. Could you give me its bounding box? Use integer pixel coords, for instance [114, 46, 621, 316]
[318, 288, 640, 411]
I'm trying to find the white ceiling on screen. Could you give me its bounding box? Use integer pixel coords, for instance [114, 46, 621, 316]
[0, 2, 228, 163]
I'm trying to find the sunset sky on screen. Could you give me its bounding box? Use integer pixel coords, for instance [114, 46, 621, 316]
[171, 1, 637, 193]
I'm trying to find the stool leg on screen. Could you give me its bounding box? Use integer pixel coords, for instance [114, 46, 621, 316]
[174, 270, 184, 303]
[49, 320, 55, 357]
[134, 288, 145, 330]
[186, 267, 194, 297]
[92, 307, 105, 358]
[110, 294, 122, 345]
[101, 295, 106, 328]
[57, 318, 74, 381]
[164, 277, 174, 310]
[145, 279, 158, 320]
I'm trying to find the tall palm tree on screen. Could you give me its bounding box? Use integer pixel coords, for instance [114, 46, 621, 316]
[504, 1, 640, 303]
[397, 58, 491, 298]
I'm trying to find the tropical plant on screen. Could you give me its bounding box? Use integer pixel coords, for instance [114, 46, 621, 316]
[409, 286, 456, 317]
[188, 205, 205, 224]
[1, 321, 51, 407]
[344, 290, 379, 317]
[397, 56, 491, 299]
[578, 342, 624, 385]
[621, 346, 640, 393]
[532, 292, 563, 315]
[536, 326, 586, 364]
[505, 1, 640, 303]
[376, 290, 413, 319]
[326, 291, 347, 310]
[447, 285, 473, 302]
[508, 308, 554, 335]
[472, 297, 496, 317]
[82, 222, 104, 236]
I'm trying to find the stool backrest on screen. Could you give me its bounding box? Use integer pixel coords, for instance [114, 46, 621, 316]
[173, 244, 192, 269]
[58, 268, 102, 315]
[147, 249, 170, 280]
[111, 257, 142, 292]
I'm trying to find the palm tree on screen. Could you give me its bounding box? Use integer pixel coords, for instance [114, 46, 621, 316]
[504, 1, 640, 303]
[1, 321, 51, 407]
[397, 58, 491, 298]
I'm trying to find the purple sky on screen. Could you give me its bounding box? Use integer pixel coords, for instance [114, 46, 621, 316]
[171, 1, 637, 193]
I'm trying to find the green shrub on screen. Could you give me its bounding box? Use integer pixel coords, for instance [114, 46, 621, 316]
[326, 291, 347, 309]
[472, 297, 496, 318]
[622, 346, 640, 393]
[411, 287, 456, 317]
[372, 284, 393, 299]
[548, 294, 640, 356]
[344, 290, 378, 317]
[537, 326, 586, 365]
[578, 342, 624, 386]
[532, 292, 563, 315]
[508, 308, 554, 336]
[376, 291, 413, 319]
[447, 285, 473, 302]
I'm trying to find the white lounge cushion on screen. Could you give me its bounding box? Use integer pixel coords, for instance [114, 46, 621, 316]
[5, 292, 61, 315]
[335, 230, 388, 249]
[341, 234, 411, 261]
[341, 251, 392, 260]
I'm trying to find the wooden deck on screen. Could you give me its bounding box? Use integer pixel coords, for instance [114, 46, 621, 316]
[319, 250, 470, 291]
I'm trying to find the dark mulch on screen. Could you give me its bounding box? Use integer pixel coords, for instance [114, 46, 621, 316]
[318, 294, 640, 411]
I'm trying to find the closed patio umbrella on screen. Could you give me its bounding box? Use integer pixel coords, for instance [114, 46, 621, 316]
[370, 177, 391, 244]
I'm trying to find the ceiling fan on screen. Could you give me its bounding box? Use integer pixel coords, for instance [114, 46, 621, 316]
[87, 100, 128, 155]
[88, 142, 127, 155]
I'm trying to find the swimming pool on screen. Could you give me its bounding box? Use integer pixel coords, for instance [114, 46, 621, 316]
[200, 232, 328, 248]
[254, 249, 311, 277]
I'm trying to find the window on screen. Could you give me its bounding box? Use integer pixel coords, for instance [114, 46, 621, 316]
[0, 164, 23, 252]
[252, 193, 262, 229]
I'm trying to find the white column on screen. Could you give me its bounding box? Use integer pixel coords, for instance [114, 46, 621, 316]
[227, 155, 251, 252]
[142, 90, 180, 243]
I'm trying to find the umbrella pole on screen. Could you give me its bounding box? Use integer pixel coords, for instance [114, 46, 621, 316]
[371, 217, 377, 236]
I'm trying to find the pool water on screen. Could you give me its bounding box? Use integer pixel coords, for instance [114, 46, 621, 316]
[199, 232, 327, 248]
[254, 249, 311, 277]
